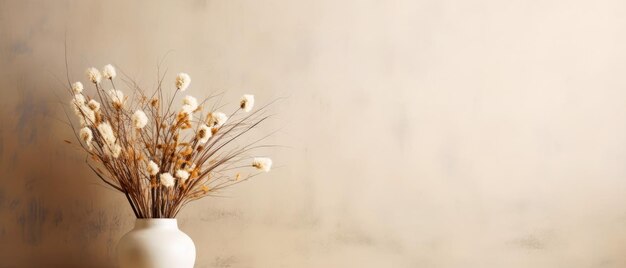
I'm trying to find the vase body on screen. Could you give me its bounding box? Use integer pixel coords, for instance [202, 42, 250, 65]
[117, 219, 196, 268]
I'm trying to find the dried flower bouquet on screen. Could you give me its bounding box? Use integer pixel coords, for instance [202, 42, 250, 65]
[66, 64, 273, 218]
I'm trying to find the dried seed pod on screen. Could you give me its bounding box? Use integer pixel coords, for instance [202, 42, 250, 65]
[181, 146, 193, 156]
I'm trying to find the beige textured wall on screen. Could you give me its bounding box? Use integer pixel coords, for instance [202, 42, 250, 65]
[2, 0, 626, 267]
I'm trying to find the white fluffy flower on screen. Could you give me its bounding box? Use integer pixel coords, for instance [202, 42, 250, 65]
[146, 160, 159, 176]
[86, 67, 102, 84]
[175, 169, 190, 183]
[72, 94, 95, 126]
[183, 95, 198, 110]
[79, 127, 93, 150]
[86, 110, 96, 125]
[71, 94, 86, 116]
[97, 122, 116, 145]
[181, 105, 195, 115]
[240, 94, 254, 112]
[87, 99, 100, 111]
[102, 64, 116, 80]
[178, 96, 198, 121]
[112, 144, 122, 158]
[252, 157, 272, 172]
[84, 110, 95, 126]
[97, 122, 121, 158]
[178, 106, 194, 121]
[132, 110, 148, 129]
[175, 73, 191, 91]
[108, 89, 124, 106]
[197, 124, 212, 143]
[207, 112, 228, 127]
[104, 143, 122, 158]
[160, 173, 175, 188]
[73, 94, 86, 105]
[72, 82, 84, 94]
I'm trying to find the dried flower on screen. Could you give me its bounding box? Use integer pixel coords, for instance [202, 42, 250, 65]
[181, 105, 195, 115]
[178, 106, 193, 122]
[160, 173, 175, 188]
[197, 124, 211, 143]
[84, 111, 96, 126]
[86, 67, 102, 84]
[176, 169, 190, 183]
[71, 94, 86, 117]
[102, 64, 116, 80]
[97, 122, 116, 146]
[132, 110, 148, 129]
[252, 157, 272, 172]
[72, 82, 84, 94]
[108, 89, 124, 107]
[183, 95, 198, 110]
[67, 63, 275, 219]
[207, 112, 228, 127]
[72, 94, 95, 126]
[73, 94, 86, 105]
[104, 143, 122, 158]
[79, 127, 93, 150]
[187, 163, 197, 171]
[175, 73, 191, 91]
[240, 94, 254, 112]
[147, 160, 159, 176]
[87, 99, 100, 111]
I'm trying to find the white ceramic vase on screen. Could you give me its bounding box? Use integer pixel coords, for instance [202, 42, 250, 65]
[117, 219, 196, 268]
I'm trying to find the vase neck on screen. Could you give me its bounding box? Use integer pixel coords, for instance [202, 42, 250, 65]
[134, 218, 178, 229]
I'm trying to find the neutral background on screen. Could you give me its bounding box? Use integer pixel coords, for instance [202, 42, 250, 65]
[2, 0, 626, 267]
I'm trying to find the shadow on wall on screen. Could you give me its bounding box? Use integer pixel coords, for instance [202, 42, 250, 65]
[0, 70, 133, 267]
